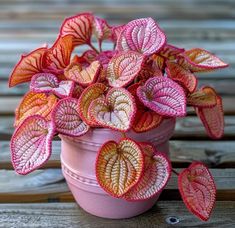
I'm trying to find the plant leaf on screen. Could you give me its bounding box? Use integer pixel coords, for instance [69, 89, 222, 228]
[93, 17, 111, 42]
[9, 47, 47, 87]
[78, 83, 107, 126]
[187, 86, 217, 108]
[178, 162, 216, 221]
[107, 51, 145, 87]
[30, 73, 74, 98]
[52, 97, 89, 137]
[110, 24, 126, 42]
[178, 48, 228, 72]
[89, 88, 136, 132]
[166, 61, 198, 93]
[117, 17, 166, 55]
[137, 77, 186, 117]
[60, 13, 94, 46]
[96, 138, 144, 197]
[160, 44, 184, 60]
[64, 61, 101, 86]
[196, 96, 224, 139]
[11, 115, 55, 175]
[15, 91, 58, 127]
[44, 35, 74, 73]
[124, 143, 171, 201]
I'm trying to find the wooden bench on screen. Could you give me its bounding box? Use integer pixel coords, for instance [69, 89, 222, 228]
[0, 0, 234, 227]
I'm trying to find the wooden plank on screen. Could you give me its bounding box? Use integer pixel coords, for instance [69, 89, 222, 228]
[2, 79, 235, 97]
[1, 140, 235, 169]
[0, 169, 233, 203]
[1, 116, 235, 140]
[0, 1, 234, 21]
[0, 201, 234, 227]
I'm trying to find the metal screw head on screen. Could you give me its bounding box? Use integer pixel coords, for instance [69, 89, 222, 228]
[165, 216, 180, 225]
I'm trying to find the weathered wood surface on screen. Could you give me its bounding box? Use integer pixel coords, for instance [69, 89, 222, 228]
[1, 140, 235, 169]
[0, 201, 234, 228]
[1, 116, 235, 140]
[0, 169, 233, 203]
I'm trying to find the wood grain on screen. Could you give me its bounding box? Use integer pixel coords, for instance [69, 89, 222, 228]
[0, 169, 233, 203]
[1, 116, 235, 140]
[1, 140, 235, 169]
[0, 201, 234, 227]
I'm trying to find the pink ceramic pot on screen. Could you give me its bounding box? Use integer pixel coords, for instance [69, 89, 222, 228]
[60, 118, 176, 219]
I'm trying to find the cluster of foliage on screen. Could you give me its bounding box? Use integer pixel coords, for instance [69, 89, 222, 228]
[9, 13, 228, 221]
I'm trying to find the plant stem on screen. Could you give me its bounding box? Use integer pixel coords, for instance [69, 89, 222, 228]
[88, 43, 99, 54]
[172, 169, 179, 176]
[98, 41, 103, 52]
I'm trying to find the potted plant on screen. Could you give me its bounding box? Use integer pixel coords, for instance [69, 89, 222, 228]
[9, 13, 228, 221]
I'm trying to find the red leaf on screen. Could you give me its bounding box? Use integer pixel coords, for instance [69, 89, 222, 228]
[166, 61, 198, 93]
[117, 17, 166, 55]
[178, 162, 216, 221]
[44, 35, 74, 73]
[60, 13, 94, 46]
[160, 44, 184, 60]
[11, 115, 55, 175]
[196, 96, 224, 139]
[9, 47, 47, 87]
[107, 51, 145, 87]
[137, 77, 186, 117]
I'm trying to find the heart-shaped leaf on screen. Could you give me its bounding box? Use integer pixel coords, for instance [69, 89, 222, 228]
[124, 143, 171, 201]
[96, 138, 144, 197]
[187, 87, 217, 108]
[78, 83, 107, 126]
[15, 91, 58, 127]
[128, 83, 163, 132]
[117, 17, 166, 55]
[89, 88, 136, 132]
[30, 73, 74, 98]
[11, 115, 55, 175]
[60, 13, 94, 46]
[64, 61, 101, 86]
[178, 162, 216, 221]
[196, 96, 224, 139]
[44, 35, 74, 73]
[9, 47, 47, 87]
[178, 48, 228, 72]
[52, 97, 89, 137]
[160, 44, 184, 60]
[137, 77, 186, 117]
[107, 51, 145, 87]
[166, 61, 198, 93]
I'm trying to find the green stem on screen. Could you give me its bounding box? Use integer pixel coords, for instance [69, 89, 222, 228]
[172, 169, 179, 176]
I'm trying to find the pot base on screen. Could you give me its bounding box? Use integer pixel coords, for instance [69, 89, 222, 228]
[63, 169, 159, 219]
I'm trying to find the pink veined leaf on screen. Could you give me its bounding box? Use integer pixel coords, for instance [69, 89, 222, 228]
[178, 162, 216, 221]
[10, 115, 55, 175]
[128, 83, 163, 133]
[52, 97, 89, 137]
[110, 24, 126, 42]
[30, 73, 74, 98]
[137, 77, 186, 117]
[116, 17, 166, 55]
[71, 84, 84, 99]
[64, 61, 101, 87]
[106, 51, 145, 87]
[60, 12, 94, 46]
[89, 88, 136, 132]
[44, 35, 74, 73]
[123, 142, 171, 201]
[82, 50, 98, 63]
[178, 48, 228, 72]
[196, 96, 224, 139]
[93, 17, 112, 45]
[9, 47, 47, 87]
[159, 44, 184, 60]
[166, 61, 198, 93]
